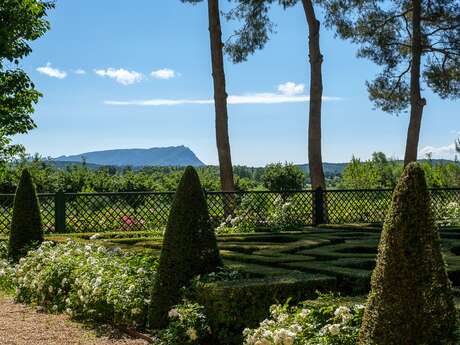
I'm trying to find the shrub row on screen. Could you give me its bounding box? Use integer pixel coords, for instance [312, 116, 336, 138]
[192, 273, 338, 345]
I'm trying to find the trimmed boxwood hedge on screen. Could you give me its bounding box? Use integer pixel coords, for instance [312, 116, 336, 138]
[149, 166, 222, 329]
[192, 273, 337, 345]
[8, 169, 43, 261]
[282, 261, 371, 294]
[359, 163, 457, 344]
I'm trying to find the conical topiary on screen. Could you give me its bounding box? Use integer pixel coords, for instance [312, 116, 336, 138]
[149, 166, 222, 329]
[358, 163, 456, 344]
[8, 168, 43, 261]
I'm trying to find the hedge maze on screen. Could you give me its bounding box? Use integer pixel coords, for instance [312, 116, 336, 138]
[4, 226, 460, 344]
[46, 225, 460, 295]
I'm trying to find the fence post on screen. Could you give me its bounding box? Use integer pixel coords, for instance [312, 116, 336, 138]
[55, 191, 66, 233]
[313, 187, 325, 226]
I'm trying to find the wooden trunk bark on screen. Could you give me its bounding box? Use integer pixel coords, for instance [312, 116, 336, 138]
[302, 0, 326, 190]
[404, 0, 426, 166]
[208, 0, 235, 194]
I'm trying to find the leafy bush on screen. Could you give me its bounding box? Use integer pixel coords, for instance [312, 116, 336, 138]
[262, 163, 305, 191]
[359, 163, 457, 344]
[158, 301, 211, 344]
[13, 240, 157, 327]
[150, 166, 222, 328]
[243, 297, 364, 345]
[215, 194, 306, 234]
[8, 168, 43, 261]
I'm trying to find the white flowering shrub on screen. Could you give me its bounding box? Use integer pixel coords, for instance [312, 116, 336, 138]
[438, 202, 460, 227]
[158, 301, 211, 344]
[216, 214, 257, 234]
[216, 195, 305, 234]
[13, 240, 157, 327]
[267, 196, 303, 231]
[0, 241, 15, 293]
[243, 298, 364, 345]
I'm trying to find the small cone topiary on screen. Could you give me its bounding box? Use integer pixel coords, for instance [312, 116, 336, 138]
[358, 163, 456, 344]
[8, 168, 43, 261]
[149, 166, 222, 329]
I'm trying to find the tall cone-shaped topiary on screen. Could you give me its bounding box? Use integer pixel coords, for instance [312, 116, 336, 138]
[358, 163, 456, 344]
[8, 168, 43, 261]
[149, 166, 222, 329]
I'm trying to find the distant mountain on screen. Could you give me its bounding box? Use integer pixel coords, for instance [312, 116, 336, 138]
[54, 146, 205, 167]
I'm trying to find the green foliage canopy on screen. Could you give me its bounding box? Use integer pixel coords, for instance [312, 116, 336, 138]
[319, 0, 460, 113]
[224, 0, 298, 63]
[0, 0, 54, 161]
[262, 162, 305, 191]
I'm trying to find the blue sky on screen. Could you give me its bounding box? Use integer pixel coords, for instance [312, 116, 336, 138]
[12, 0, 459, 166]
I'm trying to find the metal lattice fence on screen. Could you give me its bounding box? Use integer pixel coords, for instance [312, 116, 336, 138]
[324, 189, 394, 224]
[205, 191, 315, 227]
[64, 192, 175, 232]
[0, 188, 459, 235]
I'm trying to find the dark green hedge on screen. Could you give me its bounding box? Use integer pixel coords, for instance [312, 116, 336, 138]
[359, 163, 457, 344]
[8, 169, 43, 261]
[192, 273, 337, 345]
[150, 166, 222, 329]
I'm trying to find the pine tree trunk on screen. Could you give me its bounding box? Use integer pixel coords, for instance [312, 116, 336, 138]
[208, 0, 235, 194]
[302, 0, 326, 190]
[404, 0, 426, 166]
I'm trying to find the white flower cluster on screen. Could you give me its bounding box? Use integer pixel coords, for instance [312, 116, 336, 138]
[244, 305, 303, 345]
[266, 196, 301, 231]
[216, 213, 256, 234]
[158, 301, 211, 344]
[0, 242, 15, 291]
[319, 305, 362, 337]
[439, 201, 460, 227]
[244, 301, 364, 345]
[12, 240, 157, 326]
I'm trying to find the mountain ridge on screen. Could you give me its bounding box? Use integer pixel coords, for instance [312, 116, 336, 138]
[54, 146, 205, 167]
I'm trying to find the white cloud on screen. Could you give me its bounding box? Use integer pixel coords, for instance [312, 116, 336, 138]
[36, 63, 67, 79]
[277, 82, 305, 96]
[151, 68, 178, 80]
[73, 69, 86, 75]
[104, 93, 341, 106]
[419, 143, 457, 159]
[94, 68, 143, 85]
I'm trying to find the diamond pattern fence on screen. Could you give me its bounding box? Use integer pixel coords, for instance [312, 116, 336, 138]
[64, 192, 175, 233]
[430, 188, 460, 222]
[205, 191, 315, 227]
[324, 189, 394, 224]
[0, 188, 459, 235]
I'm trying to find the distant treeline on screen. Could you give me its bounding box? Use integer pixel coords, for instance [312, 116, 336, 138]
[0, 153, 458, 193]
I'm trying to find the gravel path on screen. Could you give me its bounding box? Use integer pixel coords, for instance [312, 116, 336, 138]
[0, 295, 150, 345]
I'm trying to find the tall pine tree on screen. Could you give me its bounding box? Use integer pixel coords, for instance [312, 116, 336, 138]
[319, 0, 460, 165]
